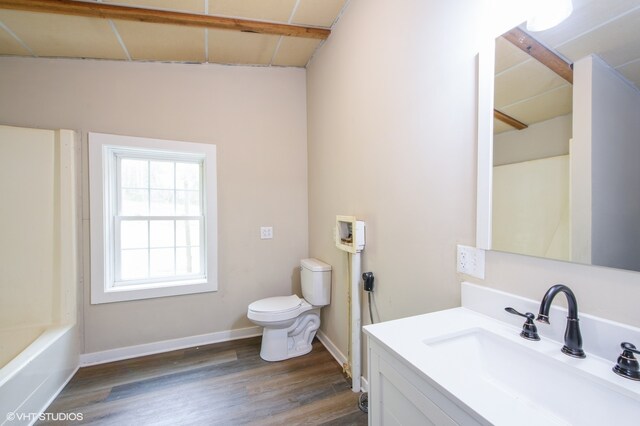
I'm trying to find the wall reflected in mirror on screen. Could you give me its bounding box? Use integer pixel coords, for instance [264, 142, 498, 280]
[490, 0, 640, 272]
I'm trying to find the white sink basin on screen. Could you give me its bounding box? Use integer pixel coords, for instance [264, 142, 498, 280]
[423, 328, 640, 425]
[364, 303, 640, 426]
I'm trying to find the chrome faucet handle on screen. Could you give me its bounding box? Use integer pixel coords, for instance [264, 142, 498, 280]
[505, 307, 540, 341]
[613, 342, 640, 381]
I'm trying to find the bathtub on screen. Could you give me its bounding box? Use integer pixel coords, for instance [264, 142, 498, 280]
[0, 126, 80, 425]
[0, 327, 46, 369]
[0, 325, 78, 426]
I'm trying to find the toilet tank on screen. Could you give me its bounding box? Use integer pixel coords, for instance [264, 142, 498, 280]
[300, 258, 332, 306]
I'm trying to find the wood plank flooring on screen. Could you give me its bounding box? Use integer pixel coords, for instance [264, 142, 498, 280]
[40, 337, 368, 425]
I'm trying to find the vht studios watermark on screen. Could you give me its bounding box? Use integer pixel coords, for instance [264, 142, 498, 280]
[5, 411, 83, 422]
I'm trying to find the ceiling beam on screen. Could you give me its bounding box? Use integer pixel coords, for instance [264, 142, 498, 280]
[503, 27, 573, 84]
[0, 0, 331, 40]
[494, 109, 528, 130]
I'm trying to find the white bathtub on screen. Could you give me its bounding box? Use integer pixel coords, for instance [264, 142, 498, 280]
[0, 327, 46, 369]
[0, 126, 80, 425]
[0, 325, 78, 426]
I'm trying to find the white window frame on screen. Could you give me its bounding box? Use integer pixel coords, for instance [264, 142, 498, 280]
[89, 132, 217, 304]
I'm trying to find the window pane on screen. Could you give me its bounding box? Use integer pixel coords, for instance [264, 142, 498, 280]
[176, 162, 200, 190]
[121, 189, 149, 215]
[176, 190, 200, 215]
[121, 249, 149, 280]
[150, 220, 174, 248]
[150, 161, 174, 189]
[121, 220, 148, 249]
[121, 158, 148, 188]
[176, 220, 200, 247]
[150, 189, 175, 215]
[176, 247, 201, 275]
[150, 248, 175, 277]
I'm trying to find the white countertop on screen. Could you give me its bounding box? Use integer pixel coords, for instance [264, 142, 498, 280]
[363, 283, 640, 425]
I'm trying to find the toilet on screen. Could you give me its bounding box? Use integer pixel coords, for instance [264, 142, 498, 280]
[248, 258, 332, 361]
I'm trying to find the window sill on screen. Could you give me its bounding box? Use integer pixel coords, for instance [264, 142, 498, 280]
[112, 277, 207, 291]
[92, 278, 217, 304]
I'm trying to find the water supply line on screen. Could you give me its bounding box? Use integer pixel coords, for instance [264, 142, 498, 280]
[344, 252, 352, 379]
[350, 251, 362, 393]
[334, 216, 365, 393]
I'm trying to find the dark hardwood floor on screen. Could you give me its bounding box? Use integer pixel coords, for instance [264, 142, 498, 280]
[40, 337, 368, 425]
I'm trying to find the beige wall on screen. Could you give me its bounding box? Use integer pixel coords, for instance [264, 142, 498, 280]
[307, 0, 640, 371]
[307, 0, 482, 355]
[0, 57, 309, 353]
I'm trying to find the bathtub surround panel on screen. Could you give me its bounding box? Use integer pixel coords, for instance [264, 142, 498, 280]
[0, 126, 80, 424]
[0, 57, 308, 353]
[492, 155, 570, 261]
[0, 125, 56, 330]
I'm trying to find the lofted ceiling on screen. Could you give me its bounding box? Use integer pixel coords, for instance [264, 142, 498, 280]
[0, 0, 348, 67]
[494, 0, 640, 133]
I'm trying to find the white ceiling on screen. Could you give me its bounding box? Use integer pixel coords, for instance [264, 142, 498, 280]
[494, 0, 640, 133]
[0, 0, 349, 67]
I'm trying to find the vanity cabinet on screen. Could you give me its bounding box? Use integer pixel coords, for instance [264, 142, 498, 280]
[367, 339, 485, 426]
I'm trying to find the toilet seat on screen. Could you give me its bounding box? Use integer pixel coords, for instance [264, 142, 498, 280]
[248, 295, 312, 322]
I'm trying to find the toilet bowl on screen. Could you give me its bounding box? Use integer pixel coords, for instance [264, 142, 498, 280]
[247, 258, 331, 361]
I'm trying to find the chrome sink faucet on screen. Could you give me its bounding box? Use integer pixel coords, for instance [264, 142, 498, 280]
[536, 284, 586, 358]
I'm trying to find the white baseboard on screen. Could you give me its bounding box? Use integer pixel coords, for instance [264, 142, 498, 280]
[360, 376, 369, 393]
[79, 326, 262, 366]
[316, 329, 347, 367]
[79, 326, 367, 391]
[316, 330, 367, 393]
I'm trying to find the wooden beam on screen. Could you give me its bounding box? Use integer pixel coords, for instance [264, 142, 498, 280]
[503, 27, 572, 84]
[494, 109, 528, 130]
[0, 0, 330, 39]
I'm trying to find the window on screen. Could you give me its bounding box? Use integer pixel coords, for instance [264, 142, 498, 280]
[89, 133, 217, 304]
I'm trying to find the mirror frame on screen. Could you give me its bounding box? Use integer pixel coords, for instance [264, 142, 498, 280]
[476, 39, 496, 251]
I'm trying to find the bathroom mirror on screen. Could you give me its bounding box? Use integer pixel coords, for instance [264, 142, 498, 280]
[478, 0, 640, 272]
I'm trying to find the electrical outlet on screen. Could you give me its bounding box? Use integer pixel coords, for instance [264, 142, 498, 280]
[457, 244, 485, 279]
[260, 226, 273, 240]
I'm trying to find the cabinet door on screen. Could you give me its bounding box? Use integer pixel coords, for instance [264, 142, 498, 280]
[370, 353, 457, 426]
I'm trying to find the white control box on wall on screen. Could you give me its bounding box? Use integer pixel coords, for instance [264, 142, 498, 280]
[335, 215, 365, 253]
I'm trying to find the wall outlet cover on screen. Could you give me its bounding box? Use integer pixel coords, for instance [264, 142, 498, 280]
[457, 245, 485, 279]
[260, 226, 273, 240]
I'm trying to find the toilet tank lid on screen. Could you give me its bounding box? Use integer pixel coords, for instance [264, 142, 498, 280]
[301, 258, 332, 272]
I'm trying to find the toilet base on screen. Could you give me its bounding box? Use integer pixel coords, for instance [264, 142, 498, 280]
[259, 310, 321, 362]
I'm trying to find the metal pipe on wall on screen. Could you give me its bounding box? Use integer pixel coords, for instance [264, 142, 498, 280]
[350, 252, 361, 392]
